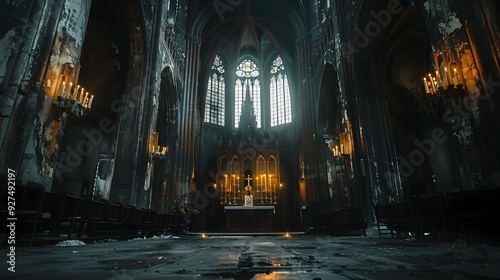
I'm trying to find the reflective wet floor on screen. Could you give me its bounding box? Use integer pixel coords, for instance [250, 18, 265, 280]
[2, 235, 500, 279]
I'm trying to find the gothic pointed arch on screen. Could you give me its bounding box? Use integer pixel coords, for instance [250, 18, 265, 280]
[270, 55, 292, 126]
[204, 54, 225, 126]
[235, 59, 261, 128]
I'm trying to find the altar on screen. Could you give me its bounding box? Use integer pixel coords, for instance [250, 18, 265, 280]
[224, 205, 275, 232]
[213, 92, 282, 232]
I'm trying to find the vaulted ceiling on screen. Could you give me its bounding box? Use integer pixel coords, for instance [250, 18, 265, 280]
[189, 0, 308, 70]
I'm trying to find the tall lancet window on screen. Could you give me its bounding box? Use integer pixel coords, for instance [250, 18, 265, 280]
[204, 55, 225, 126]
[235, 59, 261, 128]
[270, 55, 292, 126]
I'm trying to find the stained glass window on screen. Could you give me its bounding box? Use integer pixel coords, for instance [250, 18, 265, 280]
[270, 55, 292, 126]
[235, 60, 261, 128]
[236, 59, 259, 78]
[204, 55, 225, 126]
[212, 55, 225, 74]
[270, 56, 284, 74]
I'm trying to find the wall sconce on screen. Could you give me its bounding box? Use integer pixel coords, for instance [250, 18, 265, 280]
[53, 64, 94, 118]
[332, 144, 341, 157]
[149, 132, 168, 159]
[339, 132, 353, 155]
[423, 51, 466, 100]
[325, 134, 345, 158]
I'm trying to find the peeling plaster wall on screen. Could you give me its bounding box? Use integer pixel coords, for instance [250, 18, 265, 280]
[0, 0, 64, 183]
[0, 0, 43, 172]
[0, 28, 18, 84]
[25, 0, 92, 186]
[421, 0, 462, 47]
[95, 159, 115, 200]
[0, 0, 33, 86]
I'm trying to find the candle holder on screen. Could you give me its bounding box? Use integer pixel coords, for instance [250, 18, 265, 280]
[423, 53, 467, 117]
[274, 184, 277, 204]
[53, 81, 94, 119]
[149, 132, 168, 160]
[54, 95, 89, 118]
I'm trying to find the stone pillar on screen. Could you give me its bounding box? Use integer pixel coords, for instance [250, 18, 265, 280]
[0, 0, 65, 175]
[296, 38, 327, 206]
[176, 37, 200, 206]
[421, 0, 500, 183]
[459, 0, 500, 170]
[0, 0, 92, 186]
[110, 3, 145, 205]
[131, 0, 166, 208]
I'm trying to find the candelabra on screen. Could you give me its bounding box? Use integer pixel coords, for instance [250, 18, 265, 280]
[423, 74, 466, 118]
[325, 131, 352, 159]
[149, 132, 168, 160]
[423, 51, 467, 117]
[54, 79, 94, 118]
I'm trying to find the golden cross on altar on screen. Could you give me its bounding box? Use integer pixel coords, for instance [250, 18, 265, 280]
[245, 175, 252, 186]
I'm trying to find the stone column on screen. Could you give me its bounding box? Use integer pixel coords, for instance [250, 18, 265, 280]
[110, 2, 146, 205]
[296, 38, 327, 205]
[176, 37, 200, 206]
[0, 0, 92, 187]
[0, 0, 64, 175]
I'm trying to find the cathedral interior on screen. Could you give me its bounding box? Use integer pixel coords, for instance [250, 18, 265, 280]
[1, 0, 500, 278]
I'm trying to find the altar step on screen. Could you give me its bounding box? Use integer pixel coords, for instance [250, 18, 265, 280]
[186, 231, 305, 237]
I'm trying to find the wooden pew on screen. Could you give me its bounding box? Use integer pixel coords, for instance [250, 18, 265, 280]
[84, 199, 124, 240]
[457, 187, 499, 241]
[58, 193, 87, 239]
[0, 183, 45, 247]
[144, 209, 166, 237]
[122, 205, 146, 239]
[411, 195, 448, 240]
[33, 191, 63, 242]
[332, 208, 366, 236]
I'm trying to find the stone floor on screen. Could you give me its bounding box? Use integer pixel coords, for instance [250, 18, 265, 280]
[1, 234, 500, 280]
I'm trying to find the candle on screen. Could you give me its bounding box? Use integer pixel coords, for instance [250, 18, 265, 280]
[79, 87, 84, 101]
[444, 67, 449, 86]
[435, 71, 442, 87]
[427, 74, 435, 92]
[66, 82, 73, 98]
[453, 68, 459, 85]
[60, 82, 66, 97]
[85, 93, 91, 107]
[341, 144, 344, 154]
[73, 85, 80, 99]
[88, 95, 94, 109]
[225, 175, 227, 191]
